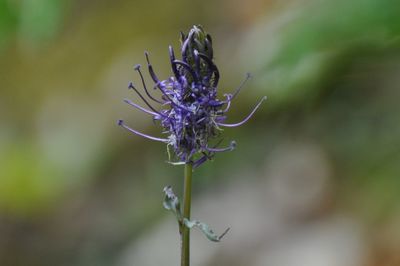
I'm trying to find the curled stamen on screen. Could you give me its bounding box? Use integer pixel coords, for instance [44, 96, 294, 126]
[214, 116, 227, 123]
[169, 46, 180, 80]
[205, 34, 213, 59]
[205, 141, 236, 152]
[180, 31, 185, 43]
[193, 142, 219, 168]
[128, 82, 160, 113]
[193, 155, 208, 168]
[197, 52, 219, 87]
[222, 94, 232, 112]
[218, 96, 267, 128]
[118, 120, 169, 143]
[208, 99, 224, 107]
[231, 73, 252, 100]
[181, 30, 195, 63]
[145, 51, 162, 87]
[154, 84, 188, 111]
[123, 98, 159, 116]
[193, 50, 201, 75]
[134, 63, 163, 104]
[173, 60, 199, 83]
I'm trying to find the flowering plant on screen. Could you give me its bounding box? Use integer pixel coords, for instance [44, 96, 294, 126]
[119, 25, 265, 266]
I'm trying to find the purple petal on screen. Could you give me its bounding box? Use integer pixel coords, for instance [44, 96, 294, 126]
[193, 155, 208, 168]
[215, 116, 227, 122]
[208, 99, 224, 107]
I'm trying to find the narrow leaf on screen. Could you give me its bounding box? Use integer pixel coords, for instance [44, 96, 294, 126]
[163, 186, 182, 221]
[183, 218, 230, 242]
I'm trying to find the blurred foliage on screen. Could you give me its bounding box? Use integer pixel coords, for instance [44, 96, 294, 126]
[0, 141, 63, 215]
[0, 0, 17, 49]
[17, 0, 68, 46]
[249, 0, 400, 108]
[0, 0, 68, 50]
[244, 0, 400, 225]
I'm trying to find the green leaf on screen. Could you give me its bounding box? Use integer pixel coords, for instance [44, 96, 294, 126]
[183, 218, 230, 242]
[163, 186, 230, 242]
[163, 186, 182, 221]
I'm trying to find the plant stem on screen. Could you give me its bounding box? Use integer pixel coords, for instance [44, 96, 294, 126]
[181, 163, 193, 266]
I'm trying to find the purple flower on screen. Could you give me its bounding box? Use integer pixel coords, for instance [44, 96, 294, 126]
[118, 25, 266, 167]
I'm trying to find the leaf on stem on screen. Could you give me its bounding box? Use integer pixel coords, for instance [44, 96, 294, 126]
[183, 218, 230, 242]
[163, 186, 182, 221]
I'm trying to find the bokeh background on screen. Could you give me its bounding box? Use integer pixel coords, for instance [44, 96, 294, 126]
[1, 0, 400, 265]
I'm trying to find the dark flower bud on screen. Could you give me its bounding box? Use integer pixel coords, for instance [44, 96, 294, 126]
[180, 25, 215, 85]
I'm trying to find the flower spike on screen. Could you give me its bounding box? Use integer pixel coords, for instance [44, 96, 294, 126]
[119, 25, 266, 165]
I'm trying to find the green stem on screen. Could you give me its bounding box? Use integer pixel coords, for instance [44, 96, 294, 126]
[181, 163, 193, 266]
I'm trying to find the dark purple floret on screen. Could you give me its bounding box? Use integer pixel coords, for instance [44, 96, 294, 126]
[119, 25, 266, 167]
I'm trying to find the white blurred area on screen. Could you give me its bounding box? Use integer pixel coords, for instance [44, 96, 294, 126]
[118, 143, 368, 266]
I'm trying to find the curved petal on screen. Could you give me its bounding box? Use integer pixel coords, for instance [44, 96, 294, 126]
[217, 96, 267, 127]
[123, 98, 159, 116]
[118, 120, 169, 143]
[128, 82, 160, 114]
[205, 141, 236, 152]
[134, 62, 163, 104]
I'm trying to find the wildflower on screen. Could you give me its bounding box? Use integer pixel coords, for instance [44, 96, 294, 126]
[118, 25, 266, 167]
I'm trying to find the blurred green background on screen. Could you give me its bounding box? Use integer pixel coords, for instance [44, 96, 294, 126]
[1, 0, 400, 265]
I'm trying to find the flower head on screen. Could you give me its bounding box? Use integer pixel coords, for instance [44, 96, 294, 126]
[119, 25, 266, 167]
